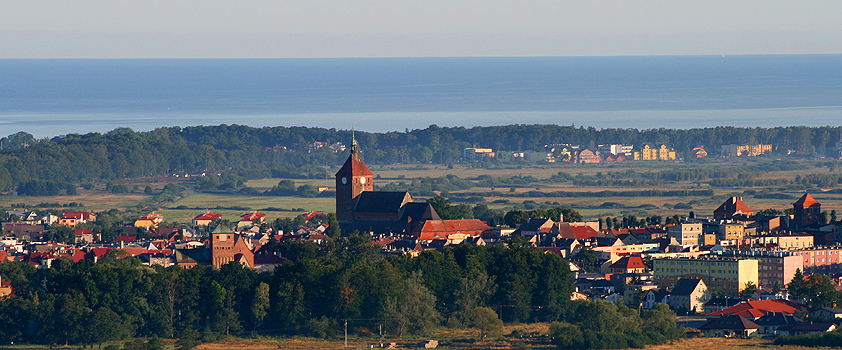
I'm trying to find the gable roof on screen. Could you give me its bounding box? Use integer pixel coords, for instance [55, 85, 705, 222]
[354, 191, 411, 214]
[671, 278, 704, 296]
[399, 202, 442, 222]
[556, 223, 600, 240]
[194, 212, 223, 221]
[714, 197, 754, 217]
[794, 193, 820, 207]
[707, 299, 804, 318]
[609, 256, 646, 270]
[699, 315, 760, 330]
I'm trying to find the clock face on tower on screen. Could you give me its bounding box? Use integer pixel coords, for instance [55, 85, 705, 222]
[341, 177, 347, 184]
[360, 177, 366, 184]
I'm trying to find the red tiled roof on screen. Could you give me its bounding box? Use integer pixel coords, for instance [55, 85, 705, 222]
[194, 212, 223, 221]
[116, 236, 136, 242]
[794, 193, 820, 207]
[557, 224, 600, 240]
[63, 211, 93, 220]
[609, 256, 646, 270]
[416, 219, 491, 241]
[707, 299, 803, 318]
[241, 212, 267, 221]
[303, 211, 325, 221]
[74, 228, 93, 236]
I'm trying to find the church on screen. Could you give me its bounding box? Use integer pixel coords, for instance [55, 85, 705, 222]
[335, 139, 491, 241]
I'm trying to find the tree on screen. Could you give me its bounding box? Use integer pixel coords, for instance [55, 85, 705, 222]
[250, 282, 270, 332]
[426, 196, 463, 220]
[740, 282, 759, 299]
[469, 307, 503, 341]
[384, 271, 441, 337]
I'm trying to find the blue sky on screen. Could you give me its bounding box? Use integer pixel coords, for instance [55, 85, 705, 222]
[2, 1, 841, 58]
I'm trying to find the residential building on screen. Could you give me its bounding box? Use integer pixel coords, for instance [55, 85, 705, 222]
[192, 212, 222, 227]
[668, 222, 703, 246]
[690, 146, 708, 158]
[718, 223, 745, 245]
[653, 257, 758, 292]
[669, 278, 710, 314]
[210, 225, 254, 269]
[134, 213, 163, 229]
[576, 149, 600, 163]
[633, 144, 676, 161]
[720, 144, 773, 157]
[597, 144, 633, 157]
[463, 148, 496, 161]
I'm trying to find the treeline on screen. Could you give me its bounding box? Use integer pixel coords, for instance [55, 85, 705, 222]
[2, 124, 841, 191]
[456, 189, 715, 198]
[0, 238, 575, 345]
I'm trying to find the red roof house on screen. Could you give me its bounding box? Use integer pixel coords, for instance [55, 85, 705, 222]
[706, 299, 804, 319]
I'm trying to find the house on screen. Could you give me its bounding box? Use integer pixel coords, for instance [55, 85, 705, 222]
[514, 218, 554, 237]
[577, 149, 600, 163]
[777, 322, 837, 336]
[608, 256, 647, 274]
[60, 211, 96, 226]
[812, 306, 842, 321]
[2, 223, 45, 241]
[192, 212, 222, 227]
[134, 213, 163, 229]
[706, 299, 804, 319]
[714, 197, 754, 220]
[669, 278, 710, 314]
[239, 212, 267, 228]
[753, 312, 803, 335]
[690, 146, 708, 158]
[0, 275, 12, 298]
[704, 297, 749, 315]
[698, 314, 760, 337]
[642, 289, 670, 310]
[74, 228, 96, 243]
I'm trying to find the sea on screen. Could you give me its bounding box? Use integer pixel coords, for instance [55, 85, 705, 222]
[1, 55, 842, 138]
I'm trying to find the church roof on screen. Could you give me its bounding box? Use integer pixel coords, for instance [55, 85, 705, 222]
[336, 150, 373, 177]
[354, 191, 411, 214]
[415, 219, 491, 241]
[714, 197, 754, 217]
[399, 202, 441, 222]
[794, 193, 820, 207]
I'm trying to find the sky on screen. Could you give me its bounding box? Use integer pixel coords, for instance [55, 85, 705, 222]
[2, 0, 841, 59]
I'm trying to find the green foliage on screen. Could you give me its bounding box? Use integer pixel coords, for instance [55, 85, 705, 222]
[469, 306, 503, 340]
[551, 300, 683, 349]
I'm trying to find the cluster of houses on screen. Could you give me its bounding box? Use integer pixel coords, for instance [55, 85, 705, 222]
[466, 143, 683, 164]
[0, 208, 338, 273]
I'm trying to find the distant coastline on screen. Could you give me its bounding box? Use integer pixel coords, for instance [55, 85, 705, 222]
[2, 55, 841, 138]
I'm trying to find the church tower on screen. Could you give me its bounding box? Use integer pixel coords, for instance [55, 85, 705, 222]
[335, 136, 374, 222]
[793, 193, 821, 230]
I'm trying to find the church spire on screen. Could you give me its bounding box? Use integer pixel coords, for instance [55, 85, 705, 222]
[351, 128, 358, 153]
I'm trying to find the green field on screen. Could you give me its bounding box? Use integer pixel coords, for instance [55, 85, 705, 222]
[3, 158, 841, 224]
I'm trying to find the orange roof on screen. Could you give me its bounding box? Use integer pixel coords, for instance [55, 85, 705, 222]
[557, 224, 600, 240]
[714, 197, 754, 217]
[63, 211, 93, 220]
[416, 219, 491, 241]
[241, 212, 267, 221]
[794, 193, 820, 207]
[336, 150, 373, 177]
[706, 299, 803, 318]
[194, 212, 223, 221]
[609, 256, 646, 270]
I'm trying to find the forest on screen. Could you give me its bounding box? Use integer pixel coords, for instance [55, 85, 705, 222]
[0, 124, 840, 192]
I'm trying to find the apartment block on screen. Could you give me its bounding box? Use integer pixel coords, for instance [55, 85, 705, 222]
[653, 257, 759, 292]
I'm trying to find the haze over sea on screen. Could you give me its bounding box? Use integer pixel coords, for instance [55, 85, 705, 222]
[2, 55, 841, 138]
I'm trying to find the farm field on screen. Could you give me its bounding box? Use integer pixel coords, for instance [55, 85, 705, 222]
[3, 158, 842, 224]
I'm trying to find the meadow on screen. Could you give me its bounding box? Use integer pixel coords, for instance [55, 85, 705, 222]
[3, 157, 840, 224]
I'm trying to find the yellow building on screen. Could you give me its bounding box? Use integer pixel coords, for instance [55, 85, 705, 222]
[653, 257, 758, 292]
[634, 144, 676, 161]
[776, 235, 814, 250]
[718, 223, 745, 242]
[134, 213, 163, 229]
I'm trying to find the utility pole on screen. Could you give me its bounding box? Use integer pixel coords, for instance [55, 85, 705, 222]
[344, 319, 348, 348]
[379, 324, 383, 348]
